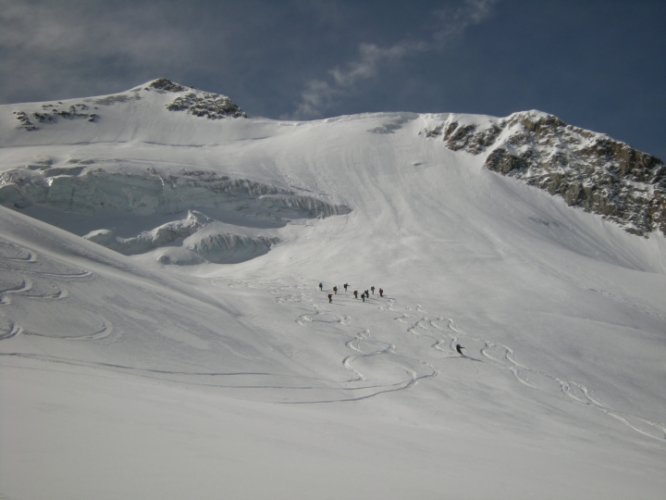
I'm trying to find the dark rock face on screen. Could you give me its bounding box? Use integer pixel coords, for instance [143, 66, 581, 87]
[485, 149, 529, 174]
[147, 78, 247, 119]
[13, 111, 38, 131]
[147, 78, 186, 92]
[423, 111, 666, 236]
[13, 103, 99, 131]
[167, 92, 246, 119]
[441, 122, 502, 154]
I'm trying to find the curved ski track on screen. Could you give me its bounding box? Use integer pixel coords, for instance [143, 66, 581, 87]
[276, 281, 665, 441]
[1, 239, 663, 442]
[0, 237, 113, 342]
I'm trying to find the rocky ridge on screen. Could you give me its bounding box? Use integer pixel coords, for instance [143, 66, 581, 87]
[423, 111, 665, 236]
[10, 78, 245, 131]
[147, 78, 246, 119]
[13, 103, 99, 131]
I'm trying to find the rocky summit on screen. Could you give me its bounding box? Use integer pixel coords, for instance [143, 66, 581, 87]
[423, 110, 665, 236]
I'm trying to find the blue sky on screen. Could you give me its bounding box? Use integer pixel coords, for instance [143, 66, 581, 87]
[1, 0, 664, 158]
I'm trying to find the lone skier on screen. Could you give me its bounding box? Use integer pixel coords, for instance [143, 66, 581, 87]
[353, 290, 358, 299]
[333, 285, 338, 295]
[328, 293, 333, 304]
[371, 286, 375, 295]
[343, 283, 349, 292]
[318, 282, 323, 291]
[379, 288, 384, 298]
[455, 344, 464, 356]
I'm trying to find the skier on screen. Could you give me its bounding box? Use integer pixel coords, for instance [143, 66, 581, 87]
[333, 286, 338, 295]
[379, 288, 384, 298]
[343, 283, 349, 292]
[328, 293, 333, 304]
[364, 290, 369, 299]
[371, 286, 375, 295]
[361, 293, 366, 302]
[455, 344, 464, 356]
[353, 290, 358, 299]
[318, 282, 323, 291]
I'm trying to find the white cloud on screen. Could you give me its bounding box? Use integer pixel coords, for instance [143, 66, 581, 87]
[294, 0, 498, 118]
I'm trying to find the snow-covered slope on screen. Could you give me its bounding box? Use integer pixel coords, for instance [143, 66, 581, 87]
[1, 80, 665, 500]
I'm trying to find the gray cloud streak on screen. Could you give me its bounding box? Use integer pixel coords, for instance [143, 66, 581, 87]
[294, 0, 498, 118]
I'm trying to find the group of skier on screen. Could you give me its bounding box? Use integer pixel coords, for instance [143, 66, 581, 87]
[316, 282, 467, 357]
[319, 282, 384, 304]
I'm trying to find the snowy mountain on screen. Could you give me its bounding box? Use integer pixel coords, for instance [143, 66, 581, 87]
[423, 110, 665, 236]
[1, 79, 665, 500]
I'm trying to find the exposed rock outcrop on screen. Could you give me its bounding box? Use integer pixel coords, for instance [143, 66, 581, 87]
[13, 103, 99, 131]
[423, 111, 665, 236]
[11, 78, 245, 132]
[166, 92, 246, 119]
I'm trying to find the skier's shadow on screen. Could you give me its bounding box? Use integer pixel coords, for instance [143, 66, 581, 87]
[460, 354, 483, 362]
[454, 346, 482, 362]
[443, 354, 483, 362]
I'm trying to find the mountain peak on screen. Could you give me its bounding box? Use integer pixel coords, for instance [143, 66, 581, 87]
[134, 78, 247, 119]
[4, 78, 247, 134]
[422, 111, 665, 236]
[144, 78, 189, 93]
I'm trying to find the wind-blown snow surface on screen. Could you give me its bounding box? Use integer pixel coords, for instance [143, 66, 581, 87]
[1, 84, 665, 499]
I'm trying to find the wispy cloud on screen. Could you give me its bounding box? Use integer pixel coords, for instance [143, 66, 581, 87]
[293, 0, 498, 118]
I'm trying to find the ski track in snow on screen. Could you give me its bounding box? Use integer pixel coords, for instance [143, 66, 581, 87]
[441, 318, 666, 442]
[0, 237, 117, 343]
[2, 237, 663, 440]
[272, 284, 435, 404]
[281, 281, 665, 441]
[198, 280, 666, 438]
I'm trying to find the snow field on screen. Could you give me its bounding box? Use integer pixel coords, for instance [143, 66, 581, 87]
[1, 85, 665, 498]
